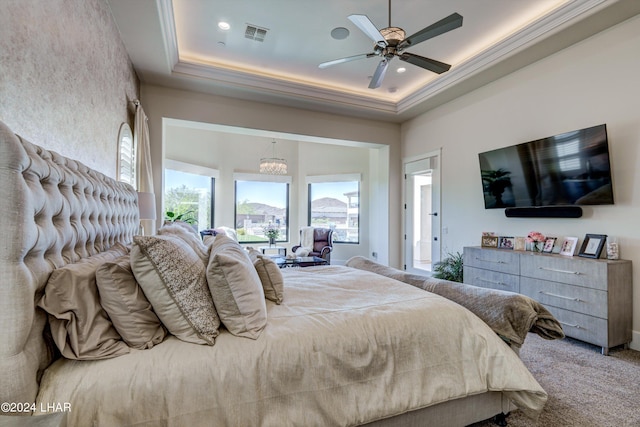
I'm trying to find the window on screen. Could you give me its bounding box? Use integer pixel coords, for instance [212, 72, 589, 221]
[308, 175, 360, 243]
[234, 174, 290, 244]
[164, 160, 217, 229]
[117, 123, 136, 188]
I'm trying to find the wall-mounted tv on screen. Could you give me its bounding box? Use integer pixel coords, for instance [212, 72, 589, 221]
[478, 124, 614, 209]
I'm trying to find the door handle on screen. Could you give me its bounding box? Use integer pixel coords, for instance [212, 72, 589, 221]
[428, 212, 438, 216]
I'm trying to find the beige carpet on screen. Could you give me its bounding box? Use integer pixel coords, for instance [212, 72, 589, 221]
[470, 334, 640, 427]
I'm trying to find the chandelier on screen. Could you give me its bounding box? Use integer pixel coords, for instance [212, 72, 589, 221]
[259, 141, 287, 175]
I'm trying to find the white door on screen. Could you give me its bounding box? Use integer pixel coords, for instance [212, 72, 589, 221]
[404, 152, 441, 274]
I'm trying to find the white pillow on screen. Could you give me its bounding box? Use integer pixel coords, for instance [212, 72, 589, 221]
[157, 221, 209, 264]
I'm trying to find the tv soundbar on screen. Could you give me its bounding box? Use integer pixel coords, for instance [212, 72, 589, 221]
[505, 206, 583, 218]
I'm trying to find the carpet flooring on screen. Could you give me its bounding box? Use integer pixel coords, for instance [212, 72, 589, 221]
[470, 334, 640, 427]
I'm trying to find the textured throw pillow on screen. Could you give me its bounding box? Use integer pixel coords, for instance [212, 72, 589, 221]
[37, 243, 130, 360]
[157, 221, 209, 264]
[131, 235, 220, 345]
[206, 236, 267, 339]
[96, 255, 167, 349]
[247, 249, 284, 304]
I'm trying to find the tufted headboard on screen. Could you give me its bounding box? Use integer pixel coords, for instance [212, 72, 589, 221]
[0, 120, 139, 410]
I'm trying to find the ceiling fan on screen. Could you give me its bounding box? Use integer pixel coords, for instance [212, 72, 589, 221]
[319, 2, 463, 89]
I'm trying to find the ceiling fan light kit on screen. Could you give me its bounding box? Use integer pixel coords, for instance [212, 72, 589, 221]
[319, 1, 463, 89]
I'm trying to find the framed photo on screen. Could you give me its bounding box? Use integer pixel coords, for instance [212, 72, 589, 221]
[481, 235, 499, 248]
[542, 237, 556, 253]
[559, 237, 579, 256]
[578, 234, 607, 259]
[498, 236, 515, 250]
[514, 236, 526, 251]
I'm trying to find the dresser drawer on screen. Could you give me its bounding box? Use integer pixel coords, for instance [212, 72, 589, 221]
[520, 277, 608, 319]
[464, 247, 519, 275]
[520, 253, 607, 290]
[545, 306, 607, 348]
[464, 266, 519, 293]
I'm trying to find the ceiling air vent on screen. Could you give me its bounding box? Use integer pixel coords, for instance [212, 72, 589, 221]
[245, 24, 268, 42]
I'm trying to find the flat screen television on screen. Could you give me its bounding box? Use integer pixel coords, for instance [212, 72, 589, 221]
[478, 124, 614, 209]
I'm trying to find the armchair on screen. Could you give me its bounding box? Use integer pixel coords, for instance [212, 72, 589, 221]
[292, 227, 334, 264]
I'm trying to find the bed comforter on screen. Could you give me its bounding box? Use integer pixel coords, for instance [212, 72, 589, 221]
[36, 266, 546, 426]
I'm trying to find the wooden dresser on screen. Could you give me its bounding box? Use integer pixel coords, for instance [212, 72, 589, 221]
[463, 246, 632, 355]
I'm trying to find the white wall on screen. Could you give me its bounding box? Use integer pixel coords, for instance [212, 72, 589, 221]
[141, 85, 402, 266]
[401, 15, 640, 349]
[164, 124, 373, 264]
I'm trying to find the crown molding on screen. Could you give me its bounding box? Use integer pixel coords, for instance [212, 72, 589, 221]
[158, 0, 611, 117]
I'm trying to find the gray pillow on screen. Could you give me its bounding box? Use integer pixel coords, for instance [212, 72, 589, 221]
[37, 244, 130, 360]
[248, 249, 284, 304]
[206, 236, 267, 339]
[96, 255, 167, 349]
[131, 235, 220, 345]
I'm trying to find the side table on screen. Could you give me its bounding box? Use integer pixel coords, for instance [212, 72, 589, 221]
[259, 246, 287, 257]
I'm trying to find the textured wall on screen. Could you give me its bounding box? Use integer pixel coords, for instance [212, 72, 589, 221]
[0, 0, 139, 177]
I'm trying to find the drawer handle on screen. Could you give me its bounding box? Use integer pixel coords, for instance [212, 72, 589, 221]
[558, 321, 582, 329]
[538, 291, 583, 302]
[476, 277, 508, 287]
[538, 266, 581, 275]
[475, 257, 505, 264]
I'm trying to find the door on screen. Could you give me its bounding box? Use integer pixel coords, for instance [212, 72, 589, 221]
[404, 152, 441, 274]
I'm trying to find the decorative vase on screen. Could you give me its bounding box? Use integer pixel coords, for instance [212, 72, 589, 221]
[269, 236, 276, 247]
[527, 241, 543, 252]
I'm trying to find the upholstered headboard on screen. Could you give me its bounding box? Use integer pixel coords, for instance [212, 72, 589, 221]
[0, 120, 139, 410]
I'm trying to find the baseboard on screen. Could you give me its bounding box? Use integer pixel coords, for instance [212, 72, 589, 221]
[630, 330, 640, 352]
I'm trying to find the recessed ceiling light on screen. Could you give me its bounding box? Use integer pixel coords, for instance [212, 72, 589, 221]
[397, 67, 407, 73]
[218, 21, 231, 31]
[331, 27, 349, 40]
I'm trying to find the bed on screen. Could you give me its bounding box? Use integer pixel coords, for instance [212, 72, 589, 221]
[0, 119, 547, 426]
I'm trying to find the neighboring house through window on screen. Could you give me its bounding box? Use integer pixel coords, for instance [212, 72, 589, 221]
[234, 173, 290, 244]
[307, 174, 360, 244]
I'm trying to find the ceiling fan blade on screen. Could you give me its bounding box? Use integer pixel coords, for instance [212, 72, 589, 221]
[348, 14, 386, 46]
[318, 53, 375, 69]
[398, 12, 463, 50]
[368, 59, 390, 89]
[399, 52, 451, 74]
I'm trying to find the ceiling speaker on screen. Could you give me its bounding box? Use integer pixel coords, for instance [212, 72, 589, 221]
[504, 206, 583, 218]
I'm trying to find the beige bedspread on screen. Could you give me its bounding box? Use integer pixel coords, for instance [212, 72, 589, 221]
[346, 256, 564, 350]
[36, 266, 546, 426]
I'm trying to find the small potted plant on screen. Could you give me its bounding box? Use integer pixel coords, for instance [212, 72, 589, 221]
[433, 252, 464, 283]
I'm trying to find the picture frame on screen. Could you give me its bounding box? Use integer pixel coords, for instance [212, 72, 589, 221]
[542, 237, 556, 253]
[498, 236, 515, 250]
[578, 234, 607, 259]
[559, 237, 579, 256]
[514, 236, 526, 251]
[481, 235, 499, 248]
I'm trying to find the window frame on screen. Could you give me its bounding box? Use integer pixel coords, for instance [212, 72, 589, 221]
[117, 123, 136, 189]
[306, 174, 361, 244]
[233, 173, 291, 245]
[164, 159, 218, 229]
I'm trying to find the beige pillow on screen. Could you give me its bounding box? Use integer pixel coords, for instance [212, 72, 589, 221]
[157, 221, 209, 263]
[206, 236, 267, 339]
[96, 255, 167, 349]
[37, 244, 130, 360]
[247, 249, 284, 304]
[131, 235, 220, 345]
